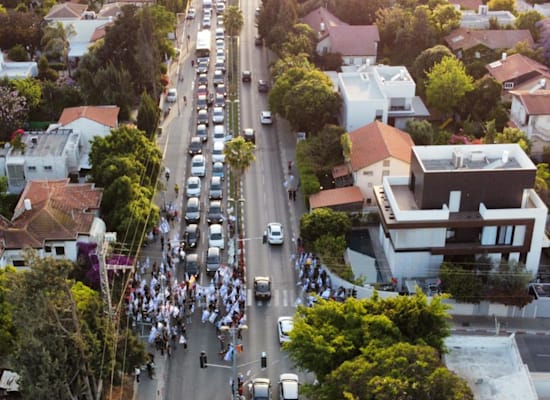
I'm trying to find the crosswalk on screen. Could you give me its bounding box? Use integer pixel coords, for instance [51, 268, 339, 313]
[246, 288, 303, 308]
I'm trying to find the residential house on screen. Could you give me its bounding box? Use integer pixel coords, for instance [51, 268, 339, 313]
[44, 2, 89, 21]
[349, 121, 414, 207]
[534, 3, 550, 17]
[445, 28, 534, 65]
[0, 52, 37, 80]
[55, 105, 119, 167]
[374, 144, 549, 287]
[337, 64, 429, 132]
[486, 53, 550, 100]
[450, 0, 483, 11]
[309, 186, 364, 212]
[0, 179, 104, 269]
[509, 86, 550, 155]
[58, 19, 113, 61]
[460, 5, 516, 29]
[0, 129, 81, 194]
[301, 6, 379, 66]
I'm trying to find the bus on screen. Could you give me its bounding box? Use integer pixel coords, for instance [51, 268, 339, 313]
[196, 29, 211, 58]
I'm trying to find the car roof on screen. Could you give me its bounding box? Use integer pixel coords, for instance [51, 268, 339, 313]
[168, 88, 177, 93]
[186, 253, 199, 261]
[262, 110, 272, 116]
[209, 223, 222, 232]
[191, 136, 201, 142]
[254, 276, 270, 283]
[209, 199, 221, 206]
[192, 154, 205, 162]
[280, 374, 299, 398]
[187, 176, 200, 182]
[186, 224, 198, 232]
[211, 176, 221, 183]
[207, 246, 220, 255]
[213, 161, 223, 168]
[269, 222, 282, 230]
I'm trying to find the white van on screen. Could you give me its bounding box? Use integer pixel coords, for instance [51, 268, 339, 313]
[212, 141, 225, 163]
[208, 223, 225, 249]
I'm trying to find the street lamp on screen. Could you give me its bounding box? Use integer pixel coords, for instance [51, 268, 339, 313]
[220, 324, 248, 400]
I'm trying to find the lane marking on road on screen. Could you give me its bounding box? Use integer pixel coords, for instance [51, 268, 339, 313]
[282, 290, 288, 308]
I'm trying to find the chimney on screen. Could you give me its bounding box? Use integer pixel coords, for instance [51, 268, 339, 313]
[501, 52, 507, 61]
[502, 150, 509, 164]
[320, 21, 325, 33]
[24, 198, 32, 211]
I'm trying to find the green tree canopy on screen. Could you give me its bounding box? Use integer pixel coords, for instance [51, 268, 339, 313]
[137, 91, 160, 140]
[224, 6, 244, 37]
[0, 11, 42, 56]
[300, 208, 351, 248]
[515, 10, 544, 41]
[494, 127, 531, 154]
[257, 0, 297, 50]
[460, 75, 502, 123]
[425, 56, 474, 116]
[488, 0, 515, 12]
[411, 44, 454, 97]
[405, 119, 434, 145]
[224, 136, 256, 195]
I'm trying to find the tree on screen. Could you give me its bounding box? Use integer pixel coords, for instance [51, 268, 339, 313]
[507, 40, 544, 63]
[0, 266, 16, 358]
[494, 127, 531, 154]
[11, 78, 42, 111]
[535, 163, 550, 200]
[224, 136, 256, 196]
[135, 7, 161, 96]
[257, 0, 297, 50]
[300, 124, 346, 179]
[325, 0, 391, 25]
[41, 21, 76, 74]
[0, 11, 42, 56]
[425, 56, 474, 116]
[269, 53, 313, 81]
[300, 208, 351, 248]
[439, 262, 486, 303]
[411, 45, 454, 97]
[0, 86, 27, 141]
[405, 119, 434, 145]
[280, 23, 316, 59]
[516, 10, 544, 41]
[486, 260, 533, 307]
[488, 0, 515, 12]
[137, 91, 160, 140]
[430, 3, 462, 36]
[223, 6, 244, 37]
[460, 76, 502, 122]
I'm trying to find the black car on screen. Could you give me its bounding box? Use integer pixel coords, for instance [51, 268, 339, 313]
[214, 94, 225, 108]
[196, 61, 208, 74]
[184, 253, 201, 278]
[197, 109, 209, 126]
[242, 70, 252, 82]
[207, 200, 224, 224]
[243, 128, 256, 143]
[188, 136, 203, 155]
[254, 276, 272, 299]
[184, 224, 200, 249]
[196, 124, 208, 142]
[258, 80, 269, 93]
[197, 73, 208, 86]
[254, 36, 263, 46]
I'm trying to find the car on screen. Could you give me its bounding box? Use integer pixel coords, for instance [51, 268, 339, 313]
[206, 246, 221, 274]
[254, 276, 272, 300]
[277, 316, 293, 345]
[196, 94, 208, 110]
[197, 73, 208, 86]
[215, 2, 225, 13]
[207, 200, 224, 224]
[197, 84, 208, 97]
[212, 140, 225, 163]
[255, 6, 261, 17]
[197, 56, 210, 66]
[243, 128, 255, 143]
[215, 83, 227, 97]
[260, 110, 273, 125]
[203, 8, 211, 18]
[266, 222, 283, 245]
[251, 378, 272, 400]
[258, 80, 269, 92]
[196, 61, 209, 74]
[184, 253, 201, 278]
[254, 35, 263, 46]
[209, 176, 223, 199]
[202, 16, 211, 28]
[191, 154, 206, 177]
[216, 14, 224, 26]
[242, 70, 251, 82]
[188, 136, 203, 155]
[215, 27, 225, 40]
[186, 176, 201, 197]
[212, 107, 224, 124]
[213, 125, 231, 142]
[279, 373, 299, 400]
[213, 69, 224, 86]
[208, 223, 224, 249]
[215, 39, 225, 51]
[212, 161, 225, 180]
[186, 7, 196, 19]
[216, 48, 225, 59]
[214, 93, 226, 108]
[196, 124, 208, 142]
[184, 224, 200, 249]
[214, 58, 226, 72]
[166, 88, 177, 102]
[185, 197, 201, 223]
[197, 109, 209, 125]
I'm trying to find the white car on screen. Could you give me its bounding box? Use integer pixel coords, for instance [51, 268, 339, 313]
[266, 222, 283, 245]
[216, 48, 225, 59]
[212, 107, 225, 124]
[277, 316, 293, 345]
[166, 88, 177, 102]
[212, 140, 225, 163]
[208, 223, 225, 249]
[215, 28, 225, 40]
[186, 7, 196, 19]
[191, 154, 206, 177]
[279, 373, 299, 400]
[202, 15, 211, 28]
[186, 176, 201, 197]
[260, 110, 273, 125]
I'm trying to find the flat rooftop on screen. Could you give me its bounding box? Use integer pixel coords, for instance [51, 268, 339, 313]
[339, 71, 383, 102]
[413, 144, 536, 172]
[444, 335, 538, 400]
[12, 129, 74, 158]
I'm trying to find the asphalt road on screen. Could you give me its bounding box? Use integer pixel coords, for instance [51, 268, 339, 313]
[515, 335, 550, 373]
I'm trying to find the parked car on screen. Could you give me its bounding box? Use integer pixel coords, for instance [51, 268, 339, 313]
[197, 109, 209, 126]
[260, 110, 273, 125]
[188, 136, 203, 155]
[265, 222, 283, 245]
[216, 48, 225, 59]
[254, 276, 272, 300]
[197, 85, 208, 97]
[186, 176, 201, 197]
[184, 224, 200, 249]
[209, 176, 223, 199]
[196, 124, 208, 142]
[258, 80, 269, 92]
[191, 155, 206, 177]
[208, 223, 225, 249]
[212, 161, 225, 180]
[215, 38, 225, 50]
[212, 107, 225, 124]
[185, 197, 201, 223]
[202, 15, 211, 28]
[207, 200, 224, 224]
[184, 253, 201, 278]
[277, 316, 293, 345]
[186, 7, 196, 19]
[213, 125, 231, 142]
[279, 374, 299, 400]
[251, 378, 272, 400]
[206, 246, 221, 275]
[166, 88, 177, 102]
[243, 128, 255, 143]
[242, 70, 252, 82]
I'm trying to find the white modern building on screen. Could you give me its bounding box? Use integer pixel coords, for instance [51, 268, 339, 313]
[374, 144, 549, 287]
[337, 64, 429, 132]
[0, 53, 38, 80]
[461, 5, 516, 29]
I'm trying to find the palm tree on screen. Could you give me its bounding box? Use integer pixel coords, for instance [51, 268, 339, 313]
[223, 6, 243, 38]
[41, 22, 76, 76]
[224, 136, 256, 199]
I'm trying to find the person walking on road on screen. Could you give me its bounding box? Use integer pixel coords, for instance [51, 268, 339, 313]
[135, 366, 141, 382]
[174, 184, 179, 198]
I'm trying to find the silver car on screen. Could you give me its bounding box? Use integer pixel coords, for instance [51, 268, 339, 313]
[212, 107, 225, 124]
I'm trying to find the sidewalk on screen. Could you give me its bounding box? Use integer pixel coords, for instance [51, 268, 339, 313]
[451, 314, 550, 336]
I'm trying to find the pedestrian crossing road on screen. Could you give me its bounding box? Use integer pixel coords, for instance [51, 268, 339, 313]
[246, 288, 303, 308]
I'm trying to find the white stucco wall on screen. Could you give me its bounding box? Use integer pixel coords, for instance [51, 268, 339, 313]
[354, 157, 410, 204]
[62, 118, 111, 154]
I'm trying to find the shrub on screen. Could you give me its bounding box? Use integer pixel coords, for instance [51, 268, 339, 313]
[8, 45, 28, 61]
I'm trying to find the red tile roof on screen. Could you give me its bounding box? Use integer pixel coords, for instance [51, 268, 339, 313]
[445, 28, 534, 52]
[450, 0, 483, 9]
[486, 53, 550, 83]
[309, 186, 364, 209]
[510, 89, 550, 115]
[59, 106, 120, 127]
[90, 22, 113, 42]
[44, 2, 88, 19]
[349, 121, 414, 171]
[301, 6, 345, 39]
[0, 180, 103, 249]
[328, 25, 379, 56]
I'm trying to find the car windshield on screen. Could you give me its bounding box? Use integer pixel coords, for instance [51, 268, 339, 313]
[280, 320, 293, 335]
[211, 232, 222, 240]
[256, 281, 270, 292]
[193, 159, 203, 167]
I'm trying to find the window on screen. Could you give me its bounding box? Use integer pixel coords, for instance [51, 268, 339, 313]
[497, 226, 514, 245]
[474, 51, 480, 59]
[383, 160, 390, 167]
[366, 198, 372, 205]
[446, 229, 456, 239]
[12, 260, 25, 267]
[44, 165, 52, 171]
[44, 246, 52, 253]
[382, 170, 390, 176]
[363, 171, 373, 176]
[28, 166, 36, 171]
[55, 246, 65, 256]
[504, 82, 514, 90]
